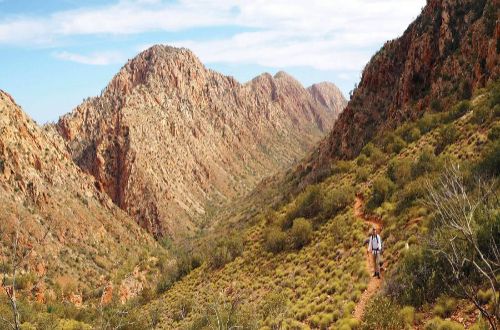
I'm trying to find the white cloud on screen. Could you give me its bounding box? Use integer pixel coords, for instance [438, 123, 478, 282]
[54, 50, 125, 65]
[0, 0, 426, 72]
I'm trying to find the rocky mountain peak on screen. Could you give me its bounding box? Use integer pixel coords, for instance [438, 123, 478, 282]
[307, 82, 347, 116]
[105, 45, 206, 99]
[56, 47, 346, 238]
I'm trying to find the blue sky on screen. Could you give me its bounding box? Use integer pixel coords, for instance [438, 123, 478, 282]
[0, 0, 425, 123]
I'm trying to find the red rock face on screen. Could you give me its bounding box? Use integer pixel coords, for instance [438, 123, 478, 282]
[57, 45, 347, 239]
[0, 90, 157, 292]
[305, 0, 499, 179]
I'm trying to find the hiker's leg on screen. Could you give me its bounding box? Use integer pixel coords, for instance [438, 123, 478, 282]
[371, 253, 377, 274]
[375, 253, 380, 274]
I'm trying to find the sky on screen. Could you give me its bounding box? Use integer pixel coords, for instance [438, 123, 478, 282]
[0, 0, 426, 124]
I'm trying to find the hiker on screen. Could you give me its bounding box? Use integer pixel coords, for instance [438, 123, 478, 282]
[367, 227, 382, 278]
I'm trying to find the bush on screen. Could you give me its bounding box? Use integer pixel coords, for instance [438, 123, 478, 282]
[433, 296, 457, 318]
[172, 297, 193, 321]
[260, 291, 288, 320]
[477, 289, 494, 305]
[263, 227, 288, 253]
[406, 127, 422, 143]
[383, 133, 407, 154]
[207, 236, 244, 269]
[369, 146, 386, 168]
[368, 177, 395, 209]
[488, 123, 500, 141]
[430, 99, 443, 112]
[445, 101, 471, 122]
[475, 141, 500, 177]
[285, 185, 323, 224]
[411, 148, 438, 178]
[322, 187, 355, 220]
[355, 167, 370, 183]
[471, 105, 492, 125]
[435, 124, 459, 155]
[385, 247, 449, 307]
[395, 177, 427, 212]
[418, 113, 441, 134]
[399, 306, 415, 327]
[424, 317, 464, 330]
[387, 159, 412, 185]
[290, 218, 312, 249]
[332, 160, 351, 174]
[356, 154, 368, 166]
[363, 296, 405, 329]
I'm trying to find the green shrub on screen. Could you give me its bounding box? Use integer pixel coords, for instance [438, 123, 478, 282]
[406, 127, 422, 143]
[174, 247, 202, 278]
[263, 227, 288, 253]
[424, 317, 464, 330]
[322, 187, 355, 220]
[383, 133, 407, 154]
[488, 123, 500, 141]
[368, 177, 395, 208]
[361, 142, 377, 157]
[369, 146, 386, 168]
[285, 185, 323, 224]
[355, 167, 370, 183]
[395, 177, 427, 212]
[385, 247, 448, 307]
[430, 99, 443, 112]
[418, 113, 441, 133]
[290, 218, 312, 249]
[387, 159, 412, 185]
[435, 124, 459, 155]
[433, 296, 457, 318]
[469, 319, 489, 330]
[411, 148, 438, 178]
[207, 236, 244, 269]
[260, 291, 288, 320]
[477, 289, 494, 305]
[172, 297, 193, 321]
[332, 160, 351, 174]
[363, 296, 405, 329]
[356, 154, 368, 166]
[399, 306, 415, 327]
[489, 82, 500, 108]
[475, 141, 500, 177]
[446, 101, 471, 122]
[471, 105, 492, 125]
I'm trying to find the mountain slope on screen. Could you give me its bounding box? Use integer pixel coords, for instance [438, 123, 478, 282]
[305, 0, 498, 180]
[56, 45, 346, 238]
[0, 90, 158, 299]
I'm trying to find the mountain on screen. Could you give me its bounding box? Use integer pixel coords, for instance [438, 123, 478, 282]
[304, 0, 498, 180]
[0, 90, 158, 301]
[56, 45, 346, 238]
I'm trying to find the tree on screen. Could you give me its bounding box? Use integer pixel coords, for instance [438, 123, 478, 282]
[0, 217, 49, 330]
[426, 165, 499, 329]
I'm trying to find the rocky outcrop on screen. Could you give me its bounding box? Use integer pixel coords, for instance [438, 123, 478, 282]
[0, 90, 157, 294]
[307, 82, 347, 121]
[304, 0, 498, 179]
[57, 45, 346, 238]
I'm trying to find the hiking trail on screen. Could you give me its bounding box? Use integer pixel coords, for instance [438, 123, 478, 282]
[353, 195, 383, 321]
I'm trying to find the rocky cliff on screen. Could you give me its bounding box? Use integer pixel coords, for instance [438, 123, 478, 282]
[0, 91, 157, 298]
[56, 45, 346, 238]
[304, 0, 498, 179]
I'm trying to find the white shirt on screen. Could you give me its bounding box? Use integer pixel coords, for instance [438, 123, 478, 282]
[368, 234, 382, 253]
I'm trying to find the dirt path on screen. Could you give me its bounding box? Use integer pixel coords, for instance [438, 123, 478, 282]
[353, 195, 383, 321]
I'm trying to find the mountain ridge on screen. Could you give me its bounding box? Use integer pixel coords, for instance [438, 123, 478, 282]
[301, 0, 498, 184]
[56, 45, 347, 238]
